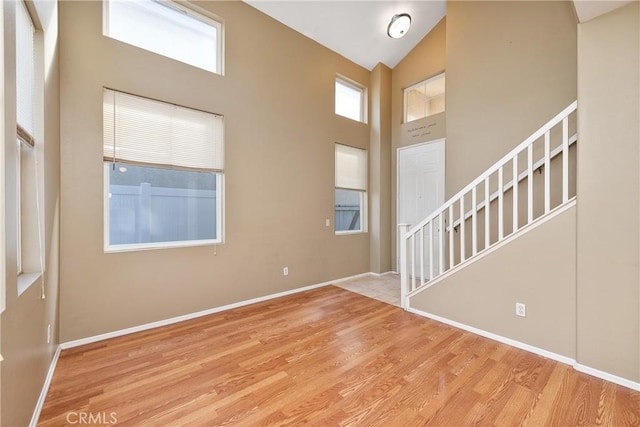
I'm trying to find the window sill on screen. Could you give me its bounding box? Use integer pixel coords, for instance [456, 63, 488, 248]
[18, 272, 42, 296]
[105, 239, 222, 253]
[335, 230, 367, 236]
[335, 114, 367, 125]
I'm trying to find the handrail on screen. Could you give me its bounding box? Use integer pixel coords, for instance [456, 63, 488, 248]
[447, 133, 577, 232]
[407, 101, 577, 236]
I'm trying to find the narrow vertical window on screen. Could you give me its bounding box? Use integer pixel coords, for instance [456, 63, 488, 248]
[335, 144, 367, 234]
[0, 1, 5, 311]
[15, 0, 43, 294]
[335, 76, 366, 123]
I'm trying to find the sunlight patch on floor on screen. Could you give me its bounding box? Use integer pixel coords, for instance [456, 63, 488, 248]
[334, 274, 400, 307]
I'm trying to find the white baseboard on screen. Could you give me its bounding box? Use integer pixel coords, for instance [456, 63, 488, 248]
[574, 363, 640, 391]
[60, 272, 374, 350]
[33, 272, 376, 425]
[406, 307, 576, 365]
[29, 345, 61, 427]
[407, 307, 640, 392]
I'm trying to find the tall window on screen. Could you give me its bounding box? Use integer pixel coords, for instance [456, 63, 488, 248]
[16, 0, 41, 289]
[335, 144, 367, 234]
[335, 76, 366, 123]
[1, 2, 5, 311]
[103, 89, 224, 251]
[103, 0, 224, 75]
[404, 72, 445, 123]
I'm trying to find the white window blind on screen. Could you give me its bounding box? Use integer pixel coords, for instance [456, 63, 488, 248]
[16, 0, 35, 145]
[103, 89, 224, 172]
[335, 144, 367, 191]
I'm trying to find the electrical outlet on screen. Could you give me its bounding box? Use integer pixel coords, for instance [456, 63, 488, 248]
[515, 302, 526, 317]
[283, 267, 289, 276]
[47, 324, 51, 344]
[325, 219, 330, 227]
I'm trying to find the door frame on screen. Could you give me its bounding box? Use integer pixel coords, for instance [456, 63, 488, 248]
[396, 138, 446, 269]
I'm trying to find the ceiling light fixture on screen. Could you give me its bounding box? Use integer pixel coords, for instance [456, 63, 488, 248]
[387, 13, 411, 39]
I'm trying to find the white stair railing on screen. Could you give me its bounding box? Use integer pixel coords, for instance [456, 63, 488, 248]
[400, 101, 578, 308]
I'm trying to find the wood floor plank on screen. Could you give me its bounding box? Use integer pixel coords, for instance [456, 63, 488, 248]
[39, 285, 640, 426]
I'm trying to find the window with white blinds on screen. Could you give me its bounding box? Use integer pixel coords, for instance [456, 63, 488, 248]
[16, 0, 35, 146]
[103, 89, 224, 172]
[103, 89, 224, 251]
[0, 0, 4, 312]
[335, 144, 367, 234]
[15, 0, 44, 296]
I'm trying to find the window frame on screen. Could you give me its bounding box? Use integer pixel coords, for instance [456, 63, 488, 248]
[15, 0, 44, 295]
[103, 0, 225, 75]
[0, 1, 4, 312]
[16, 140, 23, 275]
[334, 189, 367, 235]
[102, 88, 225, 253]
[16, 139, 41, 295]
[403, 72, 445, 124]
[335, 75, 367, 124]
[103, 164, 225, 253]
[334, 143, 368, 235]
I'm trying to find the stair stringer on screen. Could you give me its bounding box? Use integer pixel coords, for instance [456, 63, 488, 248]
[407, 202, 577, 361]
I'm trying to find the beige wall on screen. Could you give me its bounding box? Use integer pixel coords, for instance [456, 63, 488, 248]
[410, 206, 577, 358]
[576, 2, 640, 382]
[1, 1, 636, 423]
[407, 0, 640, 386]
[1, 0, 60, 425]
[391, 18, 447, 271]
[369, 63, 392, 273]
[446, 1, 577, 196]
[392, 2, 577, 271]
[59, 1, 371, 341]
[405, 0, 580, 362]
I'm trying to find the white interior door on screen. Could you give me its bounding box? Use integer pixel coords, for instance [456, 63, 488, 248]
[397, 139, 445, 273]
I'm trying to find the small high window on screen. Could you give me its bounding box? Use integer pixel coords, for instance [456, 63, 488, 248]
[335, 144, 367, 234]
[404, 73, 445, 123]
[103, 89, 224, 251]
[103, 0, 224, 74]
[335, 76, 367, 123]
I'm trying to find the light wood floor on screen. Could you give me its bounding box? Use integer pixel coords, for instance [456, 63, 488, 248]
[39, 286, 639, 426]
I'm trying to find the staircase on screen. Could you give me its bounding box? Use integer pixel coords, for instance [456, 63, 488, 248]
[398, 101, 578, 309]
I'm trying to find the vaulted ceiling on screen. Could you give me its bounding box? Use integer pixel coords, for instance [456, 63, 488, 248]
[244, 1, 634, 72]
[244, 1, 446, 70]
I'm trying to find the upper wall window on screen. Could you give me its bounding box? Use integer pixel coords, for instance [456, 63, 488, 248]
[103, 0, 224, 75]
[404, 72, 445, 123]
[335, 76, 367, 123]
[103, 89, 224, 252]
